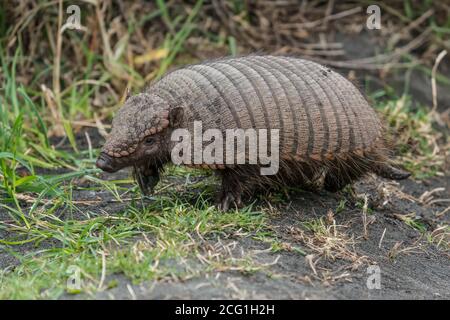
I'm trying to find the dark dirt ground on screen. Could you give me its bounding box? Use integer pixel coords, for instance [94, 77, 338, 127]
[35, 167, 444, 300]
[77, 175, 450, 300]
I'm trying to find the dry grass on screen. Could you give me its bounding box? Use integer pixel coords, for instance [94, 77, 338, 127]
[287, 209, 371, 283]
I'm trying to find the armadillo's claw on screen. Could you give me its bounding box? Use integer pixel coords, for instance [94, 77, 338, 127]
[373, 164, 411, 180]
[217, 192, 243, 212]
[133, 165, 160, 195]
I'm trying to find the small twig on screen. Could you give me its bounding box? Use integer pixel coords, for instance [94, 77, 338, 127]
[70, 120, 111, 129]
[378, 228, 387, 249]
[305, 254, 318, 275]
[436, 206, 450, 218]
[362, 194, 369, 240]
[388, 9, 434, 48]
[41, 84, 64, 136]
[126, 284, 137, 300]
[431, 50, 448, 115]
[84, 131, 93, 160]
[53, 0, 62, 100]
[94, 113, 109, 138]
[428, 199, 450, 206]
[418, 187, 446, 204]
[97, 250, 107, 291]
[95, 2, 113, 61]
[296, 6, 362, 29]
[322, 0, 335, 29]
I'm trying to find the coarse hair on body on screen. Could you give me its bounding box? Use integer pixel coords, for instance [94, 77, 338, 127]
[97, 54, 410, 211]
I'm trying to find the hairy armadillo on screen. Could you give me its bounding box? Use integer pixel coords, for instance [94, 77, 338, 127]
[96, 55, 410, 210]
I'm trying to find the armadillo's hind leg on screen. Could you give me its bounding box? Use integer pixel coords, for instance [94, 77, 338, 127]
[217, 169, 243, 212]
[324, 174, 352, 192]
[372, 163, 411, 180]
[323, 162, 365, 192]
[324, 169, 365, 192]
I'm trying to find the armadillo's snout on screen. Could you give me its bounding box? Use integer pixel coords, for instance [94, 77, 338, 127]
[96, 153, 117, 173]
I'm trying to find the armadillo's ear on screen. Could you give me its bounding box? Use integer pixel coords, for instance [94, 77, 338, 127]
[168, 107, 184, 128]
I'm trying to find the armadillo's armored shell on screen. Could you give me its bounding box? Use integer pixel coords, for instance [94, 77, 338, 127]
[149, 55, 382, 162]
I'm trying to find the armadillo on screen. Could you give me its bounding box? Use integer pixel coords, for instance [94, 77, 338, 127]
[96, 55, 410, 210]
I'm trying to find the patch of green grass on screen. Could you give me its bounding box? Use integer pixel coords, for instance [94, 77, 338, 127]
[335, 199, 347, 214]
[301, 217, 329, 235]
[372, 93, 447, 179]
[268, 240, 307, 256]
[396, 213, 428, 233]
[0, 181, 272, 299]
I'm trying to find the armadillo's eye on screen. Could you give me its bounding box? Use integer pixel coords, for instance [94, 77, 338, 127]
[145, 137, 155, 145]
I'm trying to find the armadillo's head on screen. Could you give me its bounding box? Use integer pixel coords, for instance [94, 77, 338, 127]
[96, 93, 183, 192]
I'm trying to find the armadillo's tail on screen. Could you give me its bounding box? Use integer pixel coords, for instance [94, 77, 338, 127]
[372, 163, 411, 180]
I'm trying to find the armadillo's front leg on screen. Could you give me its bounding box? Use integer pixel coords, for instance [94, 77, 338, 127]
[133, 163, 160, 196]
[217, 170, 243, 211]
